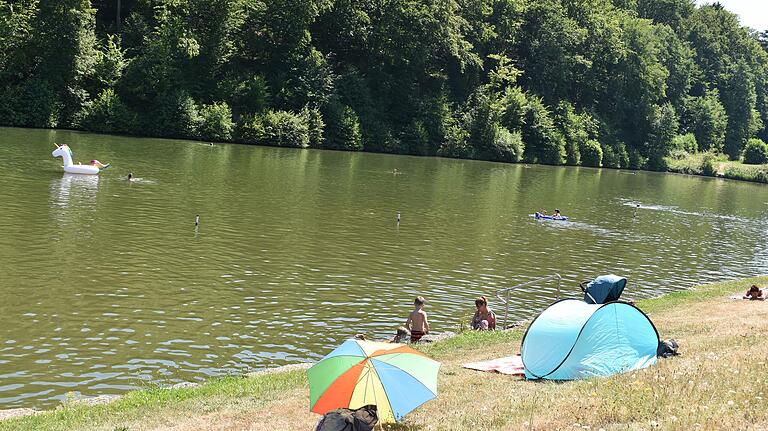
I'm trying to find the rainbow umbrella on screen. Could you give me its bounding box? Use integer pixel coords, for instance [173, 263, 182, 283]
[308, 339, 441, 423]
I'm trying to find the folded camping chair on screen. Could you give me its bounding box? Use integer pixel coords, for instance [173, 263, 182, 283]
[580, 274, 627, 304]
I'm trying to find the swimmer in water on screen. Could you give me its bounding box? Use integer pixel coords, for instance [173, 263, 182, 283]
[127, 173, 133, 181]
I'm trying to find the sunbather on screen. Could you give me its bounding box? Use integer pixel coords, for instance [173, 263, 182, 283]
[743, 285, 765, 301]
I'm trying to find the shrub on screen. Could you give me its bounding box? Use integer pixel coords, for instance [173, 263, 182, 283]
[672, 133, 698, 153]
[628, 147, 648, 170]
[668, 149, 690, 160]
[701, 152, 717, 176]
[742, 138, 768, 164]
[601, 142, 628, 169]
[438, 120, 473, 159]
[522, 97, 565, 165]
[580, 139, 603, 167]
[197, 102, 234, 141]
[235, 115, 265, 144]
[236, 110, 309, 148]
[497, 86, 528, 132]
[324, 103, 362, 150]
[143, 91, 200, 138]
[666, 152, 718, 176]
[723, 164, 768, 183]
[0, 79, 58, 128]
[231, 75, 270, 116]
[400, 120, 431, 156]
[260, 110, 310, 148]
[490, 127, 524, 162]
[78, 88, 136, 134]
[302, 105, 325, 148]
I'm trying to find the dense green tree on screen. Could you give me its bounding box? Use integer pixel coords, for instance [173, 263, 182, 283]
[722, 62, 762, 159]
[683, 90, 727, 152]
[522, 97, 566, 165]
[2, 0, 768, 172]
[645, 103, 679, 169]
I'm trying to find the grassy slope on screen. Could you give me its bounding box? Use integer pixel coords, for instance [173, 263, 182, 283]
[3, 276, 768, 431]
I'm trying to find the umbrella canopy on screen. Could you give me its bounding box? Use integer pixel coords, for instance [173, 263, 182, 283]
[308, 339, 440, 423]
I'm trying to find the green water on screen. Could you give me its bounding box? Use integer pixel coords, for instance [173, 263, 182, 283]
[1, 127, 767, 408]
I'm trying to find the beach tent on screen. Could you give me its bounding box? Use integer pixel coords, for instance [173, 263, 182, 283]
[521, 299, 658, 380]
[581, 274, 627, 304]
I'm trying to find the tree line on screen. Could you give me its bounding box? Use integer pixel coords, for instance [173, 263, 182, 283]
[2, 0, 768, 169]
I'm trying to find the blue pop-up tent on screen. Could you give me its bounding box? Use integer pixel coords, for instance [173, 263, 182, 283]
[521, 299, 659, 380]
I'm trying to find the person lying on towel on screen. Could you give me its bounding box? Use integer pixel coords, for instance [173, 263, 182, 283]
[744, 285, 765, 301]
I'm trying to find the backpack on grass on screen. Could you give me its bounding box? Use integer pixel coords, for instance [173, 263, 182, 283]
[315, 405, 378, 431]
[657, 339, 679, 358]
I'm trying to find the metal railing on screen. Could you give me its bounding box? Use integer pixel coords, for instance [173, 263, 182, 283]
[495, 273, 562, 329]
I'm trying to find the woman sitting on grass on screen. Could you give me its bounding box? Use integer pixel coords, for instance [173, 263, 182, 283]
[743, 285, 765, 301]
[471, 296, 496, 330]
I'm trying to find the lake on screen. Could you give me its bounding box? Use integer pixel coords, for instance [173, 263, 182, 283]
[1, 127, 766, 408]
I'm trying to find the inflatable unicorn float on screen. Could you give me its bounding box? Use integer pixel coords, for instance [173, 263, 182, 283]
[52, 143, 109, 175]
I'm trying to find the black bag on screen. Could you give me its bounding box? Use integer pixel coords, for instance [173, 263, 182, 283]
[315, 405, 378, 431]
[657, 339, 679, 358]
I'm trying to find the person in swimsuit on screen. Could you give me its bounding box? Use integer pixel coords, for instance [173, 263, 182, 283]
[471, 296, 496, 330]
[405, 296, 429, 342]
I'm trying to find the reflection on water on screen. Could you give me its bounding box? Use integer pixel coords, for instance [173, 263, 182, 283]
[50, 173, 100, 208]
[1, 127, 767, 408]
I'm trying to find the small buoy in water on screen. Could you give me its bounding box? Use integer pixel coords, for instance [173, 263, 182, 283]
[396, 212, 401, 223]
[195, 215, 200, 226]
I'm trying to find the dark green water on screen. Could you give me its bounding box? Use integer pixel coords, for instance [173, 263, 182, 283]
[1, 127, 767, 408]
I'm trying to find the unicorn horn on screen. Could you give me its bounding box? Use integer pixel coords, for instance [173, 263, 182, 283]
[54, 143, 60, 148]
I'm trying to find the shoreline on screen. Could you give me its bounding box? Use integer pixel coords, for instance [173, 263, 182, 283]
[2, 275, 767, 430]
[8, 125, 768, 185]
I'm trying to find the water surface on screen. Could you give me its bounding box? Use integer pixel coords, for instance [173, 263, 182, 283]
[1, 127, 767, 408]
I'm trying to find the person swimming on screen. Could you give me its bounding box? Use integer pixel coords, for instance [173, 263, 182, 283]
[553, 209, 563, 219]
[127, 173, 133, 181]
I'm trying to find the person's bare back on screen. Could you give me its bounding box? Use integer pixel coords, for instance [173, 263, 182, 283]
[407, 309, 428, 333]
[405, 296, 429, 342]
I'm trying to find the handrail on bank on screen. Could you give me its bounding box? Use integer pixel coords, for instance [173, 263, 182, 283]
[495, 274, 562, 329]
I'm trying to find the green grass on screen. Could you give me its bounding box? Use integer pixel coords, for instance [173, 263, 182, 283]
[0, 371, 307, 431]
[665, 152, 768, 183]
[636, 275, 768, 314]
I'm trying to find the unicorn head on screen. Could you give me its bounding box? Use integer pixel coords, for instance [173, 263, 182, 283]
[52, 143, 74, 167]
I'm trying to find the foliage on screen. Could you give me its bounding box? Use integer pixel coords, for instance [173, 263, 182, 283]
[322, 102, 361, 151]
[238, 110, 309, 148]
[580, 139, 603, 167]
[77, 88, 136, 133]
[723, 163, 768, 183]
[197, 102, 234, 142]
[683, 90, 727, 152]
[302, 105, 325, 148]
[742, 138, 768, 165]
[0, 0, 767, 174]
[722, 62, 762, 159]
[671, 133, 697, 153]
[522, 96, 565, 165]
[490, 127, 524, 163]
